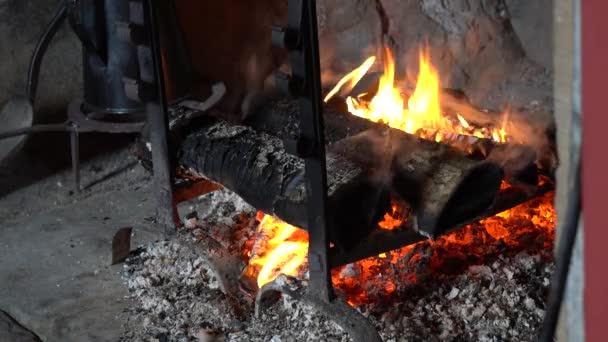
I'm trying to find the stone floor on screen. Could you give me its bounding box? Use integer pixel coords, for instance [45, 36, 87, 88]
[0, 139, 164, 341]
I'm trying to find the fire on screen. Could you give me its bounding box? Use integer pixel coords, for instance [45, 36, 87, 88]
[241, 46, 553, 303]
[324, 56, 376, 103]
[326, 46, 509, 144]
[378, 203, 404, 230]
[333, 191, 556, 306]
[244, 191, 556, 306]
[248, 213, 308, 288]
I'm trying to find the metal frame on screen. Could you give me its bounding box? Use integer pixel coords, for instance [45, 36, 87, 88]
[139, 0, 179, 232]
[273, 0, 333, 301]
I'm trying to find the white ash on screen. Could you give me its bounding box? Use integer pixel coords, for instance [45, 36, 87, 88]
[178, 188, 255, 227]
[122, 240, 241, 341]
[123, 237, 553, 341]
[122, 235, 350, 342]
[364, 252, 554, 342]
[123, 188, 554, 341]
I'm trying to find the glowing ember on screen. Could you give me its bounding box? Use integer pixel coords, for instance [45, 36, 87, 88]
[248, 213, 308, 288]
[244, 191, 555, 306]
[378, 203, 405, 230]
[333, 191, 556, 306]
[325, 46, 509, 144]
[242, 45, 553, 305]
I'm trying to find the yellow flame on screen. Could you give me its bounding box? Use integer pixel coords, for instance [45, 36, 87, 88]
[330, 46, 509, 144]
[324, 56, 376, 102]
[249, 213, 308, 288]
[457, 114, 470, 128]
[406, 48, 444, 133]
[246, 47, 516, 291]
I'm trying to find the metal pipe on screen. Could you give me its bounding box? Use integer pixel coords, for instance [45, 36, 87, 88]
[70, 128, 81, 192]
[27, 2, 68, 104]
[539, 0, 582, 338]
[0, 124, 72, 140]
[539, 162, 581, 341]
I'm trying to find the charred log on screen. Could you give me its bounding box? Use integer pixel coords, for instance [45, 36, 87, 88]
[177, 118, 390, 251]
[246, 98, 510, 236]
[330, 128, 504, 237]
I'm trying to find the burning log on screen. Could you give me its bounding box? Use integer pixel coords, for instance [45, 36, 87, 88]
[247, 98, 539, 182]
[246, 99, 510, 237]
[436, 90, 555, 171]
[177, 118, 391, 251]
[330, 128, 504, 237]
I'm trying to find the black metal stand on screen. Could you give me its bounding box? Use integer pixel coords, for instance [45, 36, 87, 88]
[66, 101, 146, 192]
[138, 0, 179, 232]
[273, 0, 334, 302]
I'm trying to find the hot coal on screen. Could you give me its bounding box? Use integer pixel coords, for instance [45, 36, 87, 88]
[121, 188, 555, 341]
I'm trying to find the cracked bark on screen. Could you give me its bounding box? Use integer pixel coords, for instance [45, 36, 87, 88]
[177, 118, 390, 251]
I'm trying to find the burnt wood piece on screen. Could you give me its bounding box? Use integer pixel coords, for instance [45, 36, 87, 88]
[246, 98, 507, 236]
[436, 90, 555, 171]
[422, 133, 539, 185]
[330, 128, 504, 237]
[178, 118, 390, 251]
[244, 98, 374, 143]
[329, 183, 555, 268]
[246, 98, 538, 183]
[255, 275, 383, 342]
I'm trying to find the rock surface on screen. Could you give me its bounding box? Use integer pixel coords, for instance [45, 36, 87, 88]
[0, 147, 164, 341]
[0, 310, 41, 342]
[0, 0, 82, 121]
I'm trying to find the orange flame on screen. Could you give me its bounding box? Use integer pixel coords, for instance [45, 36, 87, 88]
[332, 191, 556, 306]
[244, 190, 555, 305]
[328, 46, 508, 144]
[249, 213, 308, 288]
[378, 203, 404, 230]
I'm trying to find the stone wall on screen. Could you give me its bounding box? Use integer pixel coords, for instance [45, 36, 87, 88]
[0, 0, 553, 120]
[319, 0, 553, 115]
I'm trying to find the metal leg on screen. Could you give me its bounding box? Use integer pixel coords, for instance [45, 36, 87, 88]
[300, 0, 333, 303]
[142, 0, 178, 233]
[145, 103, 177, 232]
[274, 0, 334, 302]
[70, 127, 80, 193]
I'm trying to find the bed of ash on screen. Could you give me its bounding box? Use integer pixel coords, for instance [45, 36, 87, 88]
[121, 189, 555, 342]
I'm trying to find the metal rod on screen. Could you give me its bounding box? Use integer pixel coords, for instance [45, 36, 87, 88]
[70, 127, 80, 193]
[539, 0, 582, 338]
[0, 124, 72, 140]
[297, 0, 334, 302]
[27, 2, 68, 104]
[539, 163, 581, 341]
[144, 0, 178, 233]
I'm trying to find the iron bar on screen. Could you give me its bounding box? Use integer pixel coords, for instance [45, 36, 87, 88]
[143, 0, 179, 233]
[278, 0, 334, 302]
[299, 0, 333, 302]
[70, 126, 80, 192]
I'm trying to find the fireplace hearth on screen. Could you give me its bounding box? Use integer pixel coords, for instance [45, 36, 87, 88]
[127, 0, 558, 340]
[0, 0, 565, 341]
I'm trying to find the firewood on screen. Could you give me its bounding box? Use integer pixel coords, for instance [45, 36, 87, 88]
[330, 128, 504, 237]
[246, 98, 507, 237]
[177, 117, 391, 251]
